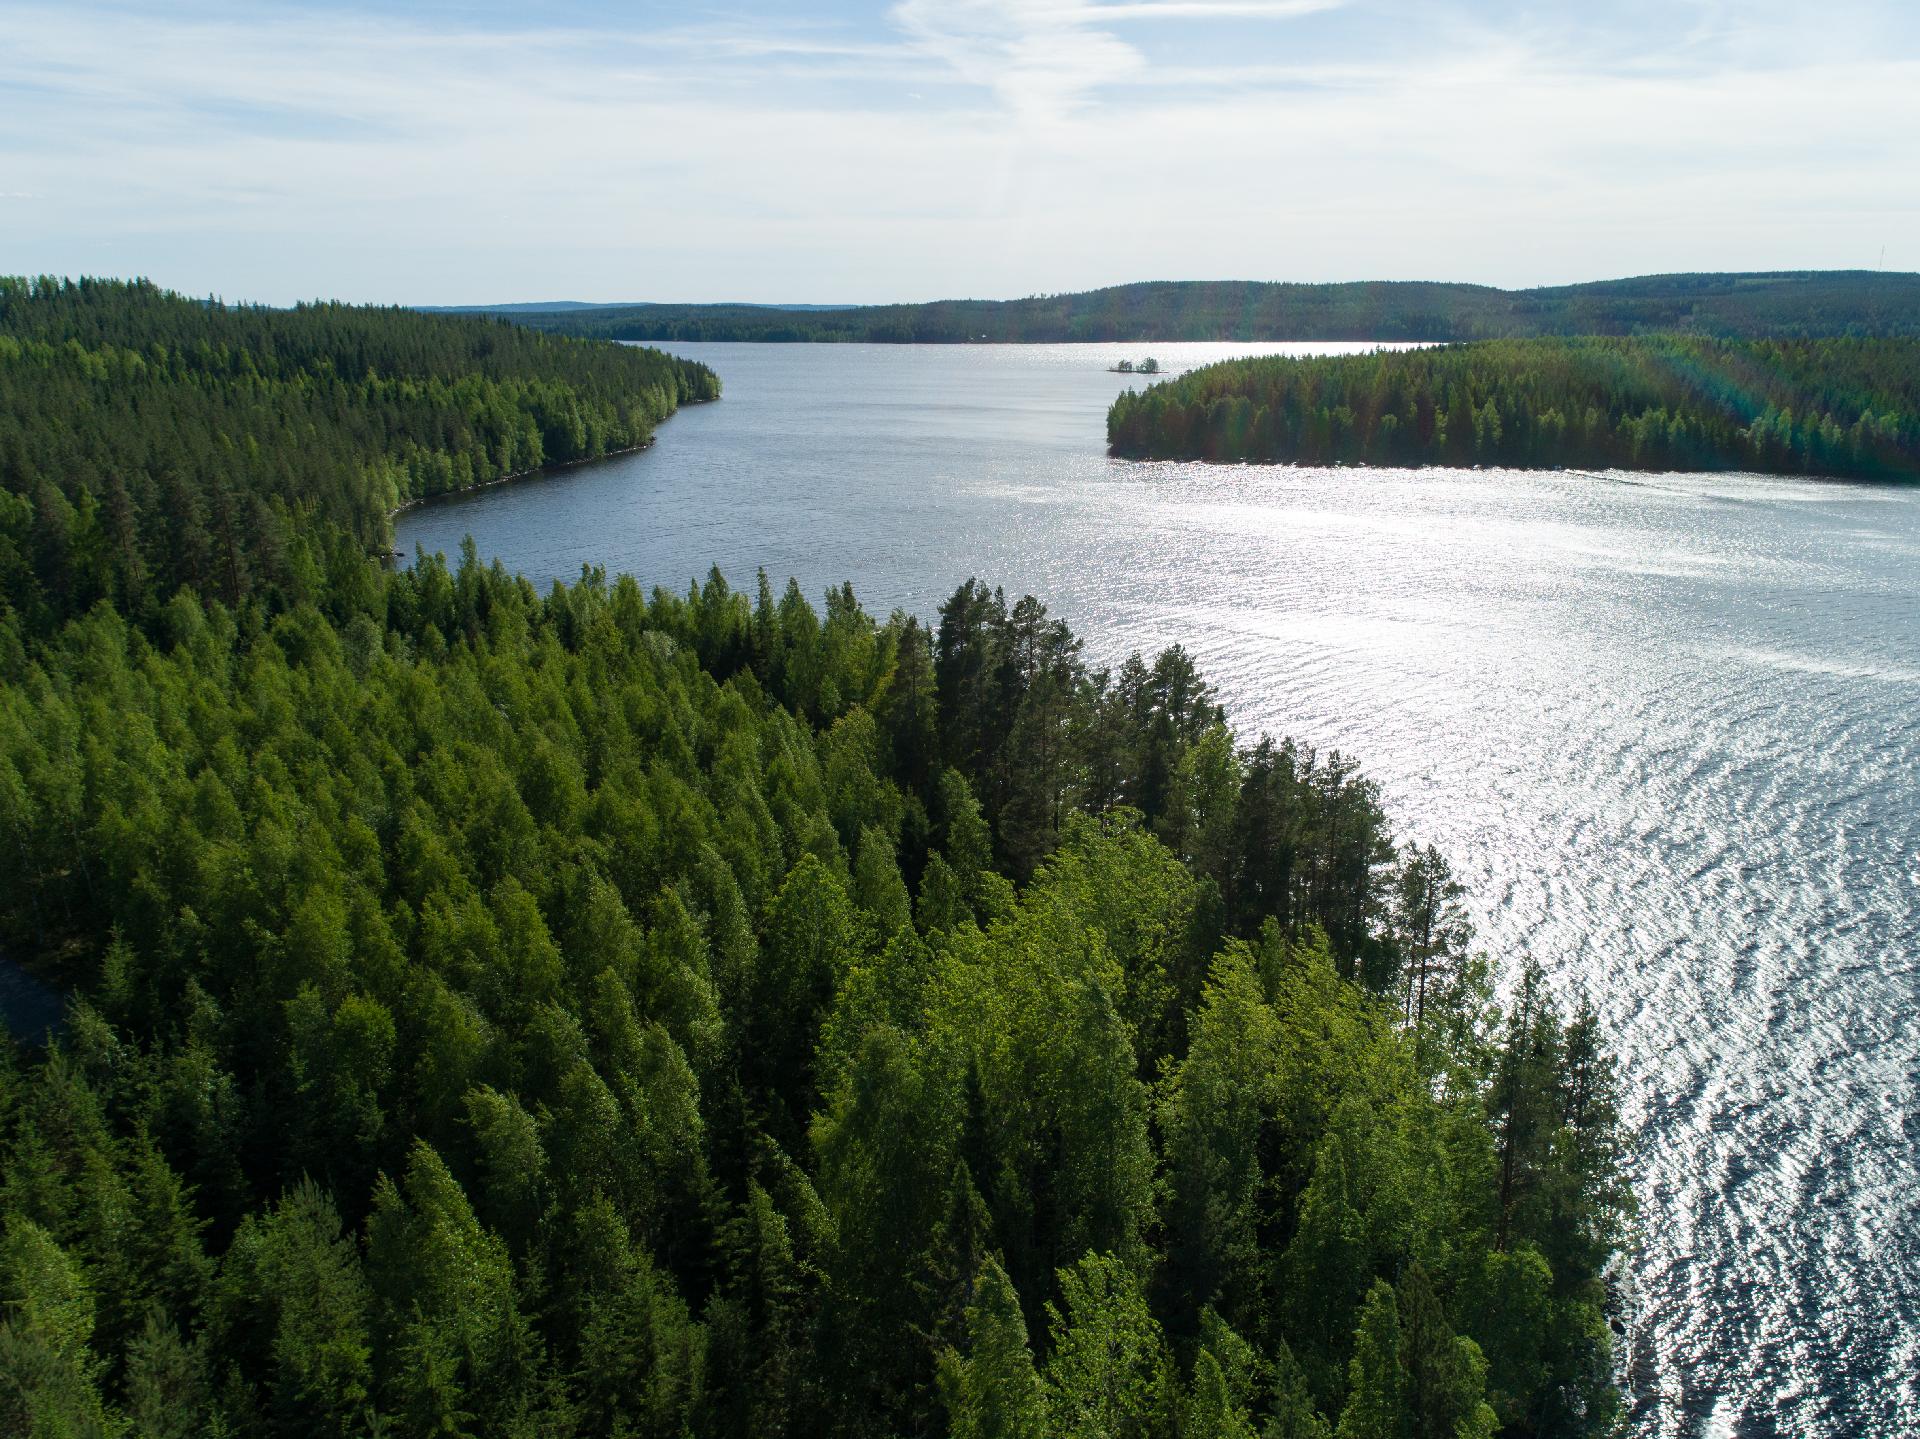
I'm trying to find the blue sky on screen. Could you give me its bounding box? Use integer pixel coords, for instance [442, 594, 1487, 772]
[2, 0, 1916, 304]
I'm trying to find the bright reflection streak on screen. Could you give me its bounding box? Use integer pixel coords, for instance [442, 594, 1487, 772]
[398, 341, 1920, 1438]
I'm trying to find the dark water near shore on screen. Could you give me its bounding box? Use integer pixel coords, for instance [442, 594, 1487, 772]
[0, 954, 64, 1045]
[397, 341, 1920, 1438]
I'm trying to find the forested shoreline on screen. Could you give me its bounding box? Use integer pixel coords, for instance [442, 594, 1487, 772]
[1107, 336, 1920, 478]
[386, 436, 658, 525]
[0, 279, 1631, 1438]
[446, 270, 1920, 344]
[0, 278, 719, 634]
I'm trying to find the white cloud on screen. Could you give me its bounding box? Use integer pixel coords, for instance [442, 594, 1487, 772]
[0, 1, 1913, 302]
[890, 0, 1145, 116]
[888, 0, 1344, 116]
[1084, 1, 1345, 17]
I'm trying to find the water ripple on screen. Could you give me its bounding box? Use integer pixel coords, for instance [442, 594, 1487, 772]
[397, 342, 1920, 1436]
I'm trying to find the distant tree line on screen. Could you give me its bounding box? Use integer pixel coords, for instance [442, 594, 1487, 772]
[0, 282, 1632, 1438]
[0, 277, 719, 634]
[462, 271, 1920, 344]
[1107, 335, 1920, 477]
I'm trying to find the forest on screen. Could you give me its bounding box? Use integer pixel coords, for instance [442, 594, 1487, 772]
[449, 270, 1920, 344]
[1106, 335, 1920, 478]
[0, 278, 1632, 1438]
[0, 277, 719, 635]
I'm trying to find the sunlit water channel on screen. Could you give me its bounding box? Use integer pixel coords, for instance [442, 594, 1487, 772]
[396, 341, 1920, 1437]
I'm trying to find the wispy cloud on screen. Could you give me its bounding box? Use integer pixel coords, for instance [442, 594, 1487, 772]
[1084, 1, 1344, 17]
[889, 0, 1344, 116]
[0, 0, 1913, 303]
[890, 0, 1142, 116]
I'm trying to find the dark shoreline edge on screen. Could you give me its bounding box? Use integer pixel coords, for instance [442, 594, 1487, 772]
[1100, 454, 1895, 486]
[382, 395, 717, 554]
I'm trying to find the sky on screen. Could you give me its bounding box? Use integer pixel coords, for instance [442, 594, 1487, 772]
[2, 0, 1917, 306]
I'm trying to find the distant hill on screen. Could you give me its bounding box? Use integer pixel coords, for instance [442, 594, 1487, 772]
[418, 300, 609, 313]
[422, 300, 857, 316]
[445, 272, 1920, 343]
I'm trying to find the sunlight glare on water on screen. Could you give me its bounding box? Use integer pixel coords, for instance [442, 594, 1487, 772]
[396, 341, 1920, 1437]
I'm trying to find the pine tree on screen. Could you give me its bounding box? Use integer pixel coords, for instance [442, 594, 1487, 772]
[938, 1256, 1046, 1439]
[1044, 1253, 1173, 1439]
[1335, 1281, 1404, 1439]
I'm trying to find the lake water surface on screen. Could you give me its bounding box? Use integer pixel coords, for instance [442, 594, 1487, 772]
[397, 341, 1920, 1438]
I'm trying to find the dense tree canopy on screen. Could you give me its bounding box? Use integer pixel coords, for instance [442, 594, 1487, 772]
[1108, 336, 1920, 478]
[0, 557, 1632, 1438]
[0, 276, 719, 633]
[0, 283, 1631, 1437]
[451, 271, 1920, 344]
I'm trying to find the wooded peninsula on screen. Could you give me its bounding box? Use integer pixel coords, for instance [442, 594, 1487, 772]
[1, 279, 1631, 1437]
[1107, 336, 1920, 477]
[444, 271, 1920, 344]
[0, 278, 719, 630]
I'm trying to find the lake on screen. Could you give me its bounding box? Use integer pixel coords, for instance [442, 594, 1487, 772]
[396, 340, 1920, 1438]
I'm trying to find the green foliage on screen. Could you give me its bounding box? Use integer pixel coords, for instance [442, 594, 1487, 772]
[1335, 1272, 1498, 1439]
[576, 1225, 703, 1439]
[1109, 335, 1920, 478]
[0, 291, 1633, 1437]
[1184, 1348, 1258, 1439]
[1283, 1139, 1373, 1408]
[0, 554, 1632, 1435]
[213, 1180, 373, 1435]
[1336, 1282, 1405, 1439]
[1159, 947, 1280, 1329]
[464, 271, 1920, 344]
[1043, 1252, 1174, 1439]
[365, 1141, 535, 1433]
[937, 1257, 1046, 1439]
[0, 276, 718, 632]
[0, 1218, 116, 1438]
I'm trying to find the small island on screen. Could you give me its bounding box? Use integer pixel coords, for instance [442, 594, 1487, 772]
[1107, 335, 1920, 477]
[1110, 355, 1162, 374]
